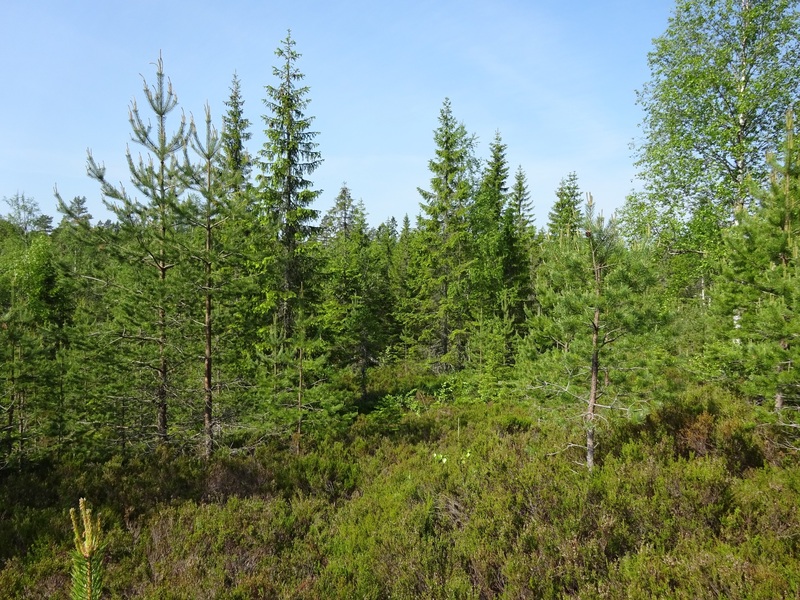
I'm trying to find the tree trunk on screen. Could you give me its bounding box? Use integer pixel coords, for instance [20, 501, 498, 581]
[294, 346, 303, 455]
[156, 295, 168, 444]
[587, 305, 600, 471]
[203, 268, 213, 458]
[203, 206, 214, 459]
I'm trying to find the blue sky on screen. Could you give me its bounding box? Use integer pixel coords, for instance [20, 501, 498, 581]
[0, 0, 674, 227]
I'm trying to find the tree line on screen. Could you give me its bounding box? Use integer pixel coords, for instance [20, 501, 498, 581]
[2, 0, 800, 472]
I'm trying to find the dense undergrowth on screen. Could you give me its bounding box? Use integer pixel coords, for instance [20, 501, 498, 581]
[1, 384, 798, 599]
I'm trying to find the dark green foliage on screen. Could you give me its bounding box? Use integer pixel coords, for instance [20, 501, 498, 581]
[0, 224, 72, 467]
[499, 165, 536, 335]
[469, 131, 508, 316]
[219, 72, 253, 194]
[319, 186, 395, 401]
[4, 393, 799, 598]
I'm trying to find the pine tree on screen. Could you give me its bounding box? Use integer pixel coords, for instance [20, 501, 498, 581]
[526, 196, 659, 469]
[715, 111, 800, 410]
[257, 31, 322, 340]
[69, 498, 103, 600]
[186, 105, 223, 457]
[87, 55, 191, 445]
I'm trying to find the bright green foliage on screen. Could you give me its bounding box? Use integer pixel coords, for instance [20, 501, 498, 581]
[636, 0, 800, 220]
[714, 111, 800, 410]
[69, 498, 103, 600]
[4, 30, 800, 600]
[629, 0, 800, 302]
[463, 307, 515, 401]
[2, 193, 52, 238]
[623, 191, 726, 300]
[257, 31, 322, 340]
[548, 171, 583, 237]
[414, 98, 477, 370]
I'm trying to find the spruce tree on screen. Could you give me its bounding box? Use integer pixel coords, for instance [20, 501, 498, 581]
[215, 71, 266, 416]
[0, 225, 68, 465]
[469, 131, 509, 317]
[220, 72, 253, 195]
[500, 165, 536, 344]
[257, 31, 322, 340]
[318, 184, 369, 371]
[548, 172, 582, 237]
[415, 98, 477, 370]
[319, 185, 394, 400]
[390, 215, 420, 366]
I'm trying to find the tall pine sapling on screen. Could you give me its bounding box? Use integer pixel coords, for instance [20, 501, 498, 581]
[528, 195, 659, 469]
[187, 105, 223, 457]
[87, 55, 191, 444]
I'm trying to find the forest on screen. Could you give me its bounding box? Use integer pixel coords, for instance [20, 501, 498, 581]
[2, 1, 800, 598]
